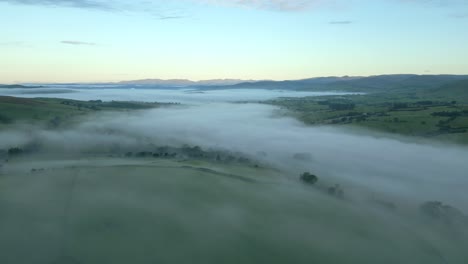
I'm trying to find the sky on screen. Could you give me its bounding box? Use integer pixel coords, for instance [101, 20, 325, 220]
[1, 0, 468, 83]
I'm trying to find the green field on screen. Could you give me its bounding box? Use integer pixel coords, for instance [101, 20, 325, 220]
[267, 93, 468, 144]
[0, 96, 169, 129]
[1, 156, 466, 264]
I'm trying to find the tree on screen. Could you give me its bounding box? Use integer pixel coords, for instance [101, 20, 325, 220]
[420, 201, 466, 224]
[329, 103, 355, 111]
[8, 147, 23, 156]
[300, 172, 318, 185]
[0, 114, 12, 124]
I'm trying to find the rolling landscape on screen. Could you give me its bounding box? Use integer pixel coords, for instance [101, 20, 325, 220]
[1, 75, 468, 263]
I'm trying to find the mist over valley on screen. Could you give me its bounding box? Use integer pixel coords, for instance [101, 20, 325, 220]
[1, 84, 467, 263]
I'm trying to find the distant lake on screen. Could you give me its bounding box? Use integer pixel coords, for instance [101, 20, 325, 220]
[0, 86, 358, 103]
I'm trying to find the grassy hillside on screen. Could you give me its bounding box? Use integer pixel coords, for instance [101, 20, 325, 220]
[203, 74, 468, 93]
[1, 156, 466, 264]
[427, 79, 468, 101]
[0, 96, 167, 129]
[327, 75, 468, 92]
[265, 77, 468, 144]
[268, 92, 468, 144]
[0, 84, 42, 88]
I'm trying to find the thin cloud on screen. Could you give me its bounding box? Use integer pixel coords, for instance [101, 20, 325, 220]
[197, 0, 326, 11]
[397, 0, 468, 7]
[156, 15, 186, 20]
[206, 0, 468, 11]
[61, 40, 96, 46]
[0, 0, 112, 10]
[329, 20, 353, 24]
[0, 0, 342, 12]
[2, 0, 466, 13]
[1, 0, 189, 19]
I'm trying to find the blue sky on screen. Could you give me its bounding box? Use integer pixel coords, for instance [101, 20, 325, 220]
[1, 0, 467, 83]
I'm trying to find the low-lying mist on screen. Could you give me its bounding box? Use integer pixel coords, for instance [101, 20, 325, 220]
[0, 87, 355, 103]
[2, 103, 467, 209]
[1, 102, 468, 263]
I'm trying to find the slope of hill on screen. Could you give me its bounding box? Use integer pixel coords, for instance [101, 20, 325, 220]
[205, 74, 468, 93]
[427, 79, 468, 100]
[0, 84, 29, 88]
[0, 84, 43, 89]
[336, 74, 468, 91]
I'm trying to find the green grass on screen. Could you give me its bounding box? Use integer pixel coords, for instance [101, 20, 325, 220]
[1, 156, 466, 264]
[267, 93, 468, 144]
[0, 96, 167, 129]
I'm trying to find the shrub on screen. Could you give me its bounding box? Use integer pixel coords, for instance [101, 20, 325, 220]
[300, 172, 318, 185]
[8, 147, 23, 156]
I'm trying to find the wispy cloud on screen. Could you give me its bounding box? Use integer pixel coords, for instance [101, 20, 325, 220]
[329, 20, 352, 24]
[197, 0, 328, 11]
[60, 40, 96, 46]
[193, 0, 467, 12]
[157, 15, 186, 20]
[0, 0, 111, 10]
[396, 0, 468, 7]
[0, 0, 343, 12]
[1, 0, 190, 19]
[2, 0, 467, 13]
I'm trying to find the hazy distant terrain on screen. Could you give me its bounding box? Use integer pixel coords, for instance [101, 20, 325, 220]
[197, 74, 468, 92]
[117, 78, 260, 86]
[0, 86, 355, 103]
[4, 74, 468, 91]
[1, 77, 468, 263]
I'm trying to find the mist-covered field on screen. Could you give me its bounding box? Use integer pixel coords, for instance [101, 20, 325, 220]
[0, 86, 355, 103]
[1, 88, 467, 263]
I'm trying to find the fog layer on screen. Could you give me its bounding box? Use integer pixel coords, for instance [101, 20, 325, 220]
[1, 90, 468, 263]
[2, 103, 468, 210]
[0, 87, 355, 103]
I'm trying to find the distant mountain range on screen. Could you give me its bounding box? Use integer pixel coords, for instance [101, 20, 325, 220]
[2, 75, 468, 94]
[204, 74, 468, 92]
[116, 74, 468, 93]
[0, 84, 42, 89]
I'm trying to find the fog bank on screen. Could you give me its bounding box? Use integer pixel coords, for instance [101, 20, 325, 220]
[0, 87, 356, 103]
[2, 103, 468, 211]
